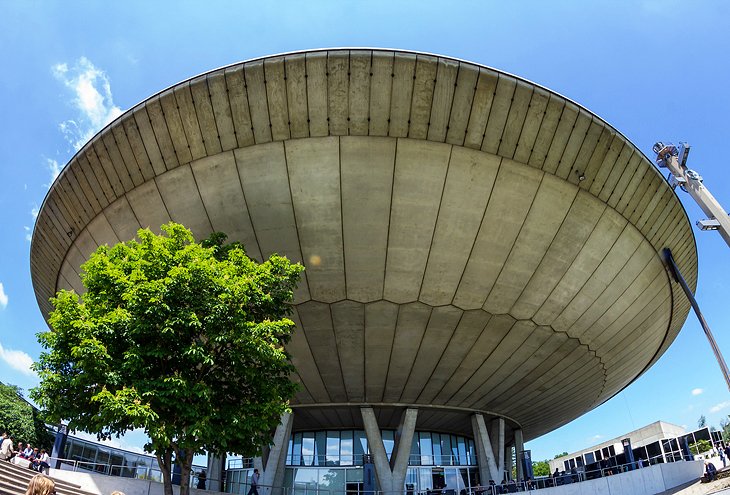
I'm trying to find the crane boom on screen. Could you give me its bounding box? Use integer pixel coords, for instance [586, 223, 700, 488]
[654, 142, 730, 247]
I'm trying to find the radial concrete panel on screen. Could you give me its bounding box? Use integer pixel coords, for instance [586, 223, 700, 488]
[31, 49, 698, 440]
[191, 153, 262, 260]
[417, 310, 493, 404]
[483, 173, 577, 315]
[285, 137, 345, 303]
[420, 148, 499, 306]
[384, 140, 450, 303]
[126, 180, 171, 234]
[104, 196, 142, 243]
[364, 301, 399, 402]
[340, 137, 395, 303]
[453, 162, 543, 310]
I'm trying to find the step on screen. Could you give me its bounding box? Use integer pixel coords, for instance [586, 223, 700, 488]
[0, 460, 83, 489]
[0, 476, 93, 495]
[0, 461, 96, 495]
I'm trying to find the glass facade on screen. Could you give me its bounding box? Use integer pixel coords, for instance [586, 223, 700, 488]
[227, 431, 478, 495]
[61, 435, 205, 484]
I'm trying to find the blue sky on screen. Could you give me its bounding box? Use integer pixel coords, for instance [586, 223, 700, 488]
[1, 0, 730, 462]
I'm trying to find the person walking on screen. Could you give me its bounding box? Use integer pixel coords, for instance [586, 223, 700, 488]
[248, 468, 260, 495]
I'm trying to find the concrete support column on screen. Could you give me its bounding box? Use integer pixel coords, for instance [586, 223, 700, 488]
[255, 412, 294, 495]
[490, 418, 505, 476]
[514, 429, 524, 482]
[471, 414, 500, 484]
[207, 453, 227, 492]
[361, 407, 418, 495]
[504, 444, 513, 481]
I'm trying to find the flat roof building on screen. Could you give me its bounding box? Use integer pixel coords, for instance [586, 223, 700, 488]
[30, 49, 698, 493]
[550, 421, 686, 474]
[550, 421, 723, 477]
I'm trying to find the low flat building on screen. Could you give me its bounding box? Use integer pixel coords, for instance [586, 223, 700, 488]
[550, 421, 723, 474]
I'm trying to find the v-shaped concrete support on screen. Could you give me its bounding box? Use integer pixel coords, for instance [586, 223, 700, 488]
[514, 429, 524, 481]
[490, 418, 505, 475]
[207, 453, 226, 492]
[361, 407, 418, 494]
[254, 412, 293, 495]
[471, 414, 503, 483]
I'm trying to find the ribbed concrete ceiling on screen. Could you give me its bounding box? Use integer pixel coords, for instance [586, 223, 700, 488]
[30, 49, 697, 440]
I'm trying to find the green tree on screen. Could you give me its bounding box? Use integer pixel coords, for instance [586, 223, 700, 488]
[689, 439, 712, 455]
[31, 223, 303, 495]
[721, 416, 730, 442]
[698, 415, 707, 428]
[554, 451, 568, 459]
[532, 460, 550, 477]
[0, 382, 53, 449]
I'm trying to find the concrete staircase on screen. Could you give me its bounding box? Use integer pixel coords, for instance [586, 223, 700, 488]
[0, 460, 98, 495]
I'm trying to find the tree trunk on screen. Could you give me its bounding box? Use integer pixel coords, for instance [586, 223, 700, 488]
[177, 449, 194, 495]
[157, 449, 174, 495]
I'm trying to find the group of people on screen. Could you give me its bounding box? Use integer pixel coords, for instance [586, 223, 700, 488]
[25, 473, 127, 495]
[703, 443, 730, 482]
[0, 432, 51, 473]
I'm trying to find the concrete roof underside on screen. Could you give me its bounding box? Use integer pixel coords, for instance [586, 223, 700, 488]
[30, 49, 697, 441]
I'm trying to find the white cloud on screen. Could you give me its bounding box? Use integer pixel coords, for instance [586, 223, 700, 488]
[0, 283, 7, 309]
[692, 388, 704, 396]
[0, 342, 35, 376]
[589, 434, 603, 442]
[52, 57, 123, 152]
[710, 401, 730, 413]
[24, 226, 32, 243]
[46, 158, 62, 184]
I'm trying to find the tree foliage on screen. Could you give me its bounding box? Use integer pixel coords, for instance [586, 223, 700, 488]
[698, 415, 707, 429]
[0, 382, 53, 449]
[532, 460, 550, 477]
[721, 416, 730, 442]
[31, 223, 303, 495]
[554, 451, 569, 459]
[690, 439, 712, 455]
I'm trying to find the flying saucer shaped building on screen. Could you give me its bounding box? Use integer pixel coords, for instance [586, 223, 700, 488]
[31, 49, 697, 491]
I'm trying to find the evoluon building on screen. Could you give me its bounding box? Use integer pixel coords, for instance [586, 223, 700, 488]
[30, 49, 697, 493]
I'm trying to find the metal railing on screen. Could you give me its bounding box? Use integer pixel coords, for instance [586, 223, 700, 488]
[226, 455, 699, 495]
[12, 449, 699, 495]
[266, 454, 477, 468]
[32, 455, 211, 487]
[536, 454, 690, 490]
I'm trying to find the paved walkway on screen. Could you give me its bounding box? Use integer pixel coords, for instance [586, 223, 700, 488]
[661, 472, 730, 495]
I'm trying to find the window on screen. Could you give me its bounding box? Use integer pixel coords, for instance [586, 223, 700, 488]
[292, 433, 303, 466]
[432, 434, 443, 465]
[326, 432, 340, 466]
[419, 433, 433, 465]
[354, 431, 367, 465]
[456, 437, 467, 466]
[441, 435, 452, 465]
[383, 430, 395, 461]
[315, 431, 327, 466]
[341, 431, 353, 466]
[302, 433, 315, 466]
